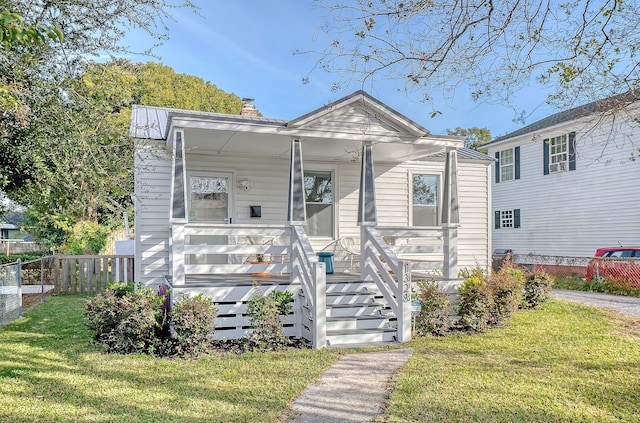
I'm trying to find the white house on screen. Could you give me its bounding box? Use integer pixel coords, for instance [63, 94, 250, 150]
[130, 90, 493, 347]
[486, 91, 640, 270]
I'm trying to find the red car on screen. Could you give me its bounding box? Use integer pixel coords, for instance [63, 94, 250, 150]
[585, 247, 640, 284]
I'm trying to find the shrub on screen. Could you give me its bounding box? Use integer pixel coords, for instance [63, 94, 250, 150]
[271, 290, 294, 315]
[171, 293, 217, 357]
[85, 283, 217, 357]
[246, 287, 287, 351]
[85, 286, 166, 354]
[456, 275, 491, 332]
[487, 267, 523, 324]
[414, 280, 450, 336]
[522, 271, 554, 308]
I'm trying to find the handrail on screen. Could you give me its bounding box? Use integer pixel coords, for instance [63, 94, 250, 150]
[361, 226, 411, 342]
[290, 225, 326, 349]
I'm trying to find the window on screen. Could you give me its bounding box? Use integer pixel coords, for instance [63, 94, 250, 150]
[494, 147, 520, 183]
[549, 135, 567, 172]
[304, 170, 333, 237]
[412, 174, 438, 226]
[544, 132, 576, 175]
[494, 209, 520, 229]
[188, 173, 232, 222]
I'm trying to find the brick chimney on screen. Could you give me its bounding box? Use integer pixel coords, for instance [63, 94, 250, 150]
[241, 98, 257, 117]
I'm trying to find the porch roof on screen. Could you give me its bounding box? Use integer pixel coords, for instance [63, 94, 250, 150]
[130, 91, 464, 162]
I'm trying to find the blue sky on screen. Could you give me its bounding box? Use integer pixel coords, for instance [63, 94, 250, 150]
[123, 1, 554, 138]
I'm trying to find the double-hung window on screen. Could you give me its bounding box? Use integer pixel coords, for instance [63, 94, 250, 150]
[544, 132, 576, 174]
[412, 174, 439, 226]
[549, 135, 568, 172]
[494, 147, 520, 183]
[304, 170, 334, 237]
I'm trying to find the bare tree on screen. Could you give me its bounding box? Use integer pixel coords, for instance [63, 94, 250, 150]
[312, 1, 640, 122]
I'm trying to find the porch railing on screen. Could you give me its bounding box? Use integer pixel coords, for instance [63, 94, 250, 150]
[360, 226, 412, 342]
[171, 223, 292, 284]
[290, 226, 326, 349]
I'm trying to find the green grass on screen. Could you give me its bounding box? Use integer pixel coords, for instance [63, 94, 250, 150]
[3, 296, 640, 423]
[0, 295, 340, 423]
[383, 300, 640, 422]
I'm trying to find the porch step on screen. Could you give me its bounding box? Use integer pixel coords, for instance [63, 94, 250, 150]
[326, 328, 397, 346]
[326, 315, 389, 331]
[326, 302, 386, 317]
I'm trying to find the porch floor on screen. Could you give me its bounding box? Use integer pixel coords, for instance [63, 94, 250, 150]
[182, 271, 441, 286]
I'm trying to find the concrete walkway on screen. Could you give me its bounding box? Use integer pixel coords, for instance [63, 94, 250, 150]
[553, 289, 640, 318]
[288, 348, 413, 423]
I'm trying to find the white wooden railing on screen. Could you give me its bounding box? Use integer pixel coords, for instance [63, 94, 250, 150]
[170, 223, 328, 348]
[360, 226, 412, 342]
[290, 226, 326, 349]
[171, 223, 292, 285]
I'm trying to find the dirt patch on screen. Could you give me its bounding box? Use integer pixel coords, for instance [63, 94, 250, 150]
[210, 337, 311, 355]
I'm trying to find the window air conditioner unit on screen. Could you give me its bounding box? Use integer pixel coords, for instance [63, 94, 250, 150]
[549, 162, 566, 173]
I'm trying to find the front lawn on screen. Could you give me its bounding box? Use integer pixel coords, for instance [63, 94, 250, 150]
[0, 295, 339, 422]
[384, 301, 640, 422]
[2, 296, 639, 422]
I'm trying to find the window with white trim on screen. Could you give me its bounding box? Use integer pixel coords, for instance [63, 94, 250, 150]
[544, 132, 576, 175]
[494, 209, 521, 229]
[494, 147, 520, 183]
[412, 174, 438, 226]
[304, 170, 334, 237]
[549, 134, 568, 172]
[500, 149, 514, 181]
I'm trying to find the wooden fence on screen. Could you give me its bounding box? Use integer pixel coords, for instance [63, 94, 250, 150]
[22, 255, 134, 295]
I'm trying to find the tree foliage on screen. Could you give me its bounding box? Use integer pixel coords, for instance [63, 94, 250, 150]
[446, 127, 491, 152]
[0, 1, 245, 250]
[314, 1, 640, 119]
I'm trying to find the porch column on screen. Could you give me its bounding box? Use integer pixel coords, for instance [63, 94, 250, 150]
[170, 130, 187, 286]
[357, 141, 377, 226]
[442, 148, 460, 280]
[358, 142, 377, 278]
[287, 139, 306, 225]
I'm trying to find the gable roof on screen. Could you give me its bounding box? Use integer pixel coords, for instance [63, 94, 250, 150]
[488, 90, 640, 145]
[288, 90, 431, 136]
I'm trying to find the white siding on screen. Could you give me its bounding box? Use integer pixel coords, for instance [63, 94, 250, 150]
[135, 145, 491, 280]
[135, 141, 172, 286]
[488, 115, 640, 257]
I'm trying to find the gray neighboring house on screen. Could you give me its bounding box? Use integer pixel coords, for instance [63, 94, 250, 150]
[485, 91, 640, 268]
[0, 211, 33, 242]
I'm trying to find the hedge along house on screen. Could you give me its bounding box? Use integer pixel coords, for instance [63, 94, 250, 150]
[131, 91, 493, 348]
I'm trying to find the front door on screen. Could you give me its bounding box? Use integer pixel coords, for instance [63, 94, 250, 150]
[188, 172, 234, 223]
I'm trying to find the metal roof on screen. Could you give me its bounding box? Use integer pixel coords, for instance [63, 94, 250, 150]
[130, 105, 288, 140]
[430, 148, 494, 161]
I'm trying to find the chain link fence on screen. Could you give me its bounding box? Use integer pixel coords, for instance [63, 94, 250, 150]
[0, 260, 22, 327]
[493, 252, 640, 289]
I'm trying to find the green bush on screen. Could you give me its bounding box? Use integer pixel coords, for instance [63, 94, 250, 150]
[456, 275, 491, 332]
[0, 251, 48, 265]
[85, 284, 217, 357]
[487, 267, 523, 324]
[85, 285, 166, 355]
[414, 280, 450, 336]
[522, 272, 554, 308]
[246, 287, 287, 351]
[271, 290, 294, 315]
[171, 293, 217, 357]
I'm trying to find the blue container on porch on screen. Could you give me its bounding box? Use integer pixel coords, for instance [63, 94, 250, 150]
[317, 252, 335, 274]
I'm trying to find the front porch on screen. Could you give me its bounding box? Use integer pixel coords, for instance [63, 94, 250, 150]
[133, 91, 478, 348]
